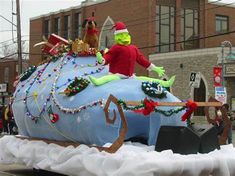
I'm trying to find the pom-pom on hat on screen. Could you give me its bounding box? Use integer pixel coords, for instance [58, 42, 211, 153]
[113, 21, 128, 35]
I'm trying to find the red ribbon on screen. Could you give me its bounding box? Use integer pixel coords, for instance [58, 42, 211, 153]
[133, 98, 158, 116]
[181, 100, 198, 121]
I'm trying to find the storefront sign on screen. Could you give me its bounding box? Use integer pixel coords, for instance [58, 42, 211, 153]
[224, 64, 235, 76]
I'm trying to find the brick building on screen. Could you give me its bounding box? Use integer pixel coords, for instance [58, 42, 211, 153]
[0, 59, 28, 105]
[29, 0, 235, 114]
[0, 59, 19, 105]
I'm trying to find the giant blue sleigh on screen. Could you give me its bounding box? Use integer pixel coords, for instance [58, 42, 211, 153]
[12, 53, 189, 149]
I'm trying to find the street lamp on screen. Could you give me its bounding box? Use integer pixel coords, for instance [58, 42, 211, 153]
[220, 41, 235, 87]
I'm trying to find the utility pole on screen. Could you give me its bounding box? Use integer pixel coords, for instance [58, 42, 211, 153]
[16, 0, 22, 74]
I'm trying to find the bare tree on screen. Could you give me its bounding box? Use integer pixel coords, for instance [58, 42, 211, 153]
[0, 40, 28, 59]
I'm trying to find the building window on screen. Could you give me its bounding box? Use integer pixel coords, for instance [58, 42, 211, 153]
[216, 15, 228, 33]
[4, 67, 9, 83]
[99, 16, 115, 50]
[156, 5, 175, 53]
[194, 79, 206, 116]
[43, 19, 50, 39]
[181, 9, 199, 50]
[54, 17, 60, 35]
[74, 13, 82, 39]
[64, 15, 71, 39]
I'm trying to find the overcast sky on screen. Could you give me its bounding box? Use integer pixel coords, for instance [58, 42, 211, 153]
[0, 0, 235, 46]
[0, 0, 84, 45]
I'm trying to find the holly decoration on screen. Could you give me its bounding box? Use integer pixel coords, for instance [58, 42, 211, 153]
[20, 66, 37, 81]
[47, 105, 59, 123]
[141, 81, 167, 99]
[64, 77, 90, 96]
[118, 99, 186, 117]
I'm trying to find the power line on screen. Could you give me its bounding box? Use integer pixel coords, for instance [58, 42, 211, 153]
[0, 15, 17, 27]
[0, 38, 17, 44]
[0, 40, 27, 49]
[0, 30, 16, 32]
[139, 29, 235, 50]
[0, 53, 17, 59]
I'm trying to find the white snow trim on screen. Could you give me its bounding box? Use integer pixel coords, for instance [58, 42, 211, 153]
[147, 63, 155, 71]
[114, 29, 128, 35]
[0, 135, 235, 176]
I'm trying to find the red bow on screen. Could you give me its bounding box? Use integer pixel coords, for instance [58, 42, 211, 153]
[86, 29, 98, 35]
[133, 98, 158, 116]
[181, 100, 198, 121]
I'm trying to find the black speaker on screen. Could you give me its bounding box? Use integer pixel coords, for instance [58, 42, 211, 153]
[155, 126, 200, 154]
[155, 125, 220, 154]
[189, 124, 220, 153]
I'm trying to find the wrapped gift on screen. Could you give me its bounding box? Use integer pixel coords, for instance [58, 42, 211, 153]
[34, 33, 68, 55]
[72, 39, 89, 54]
[43, 34, 68, 54]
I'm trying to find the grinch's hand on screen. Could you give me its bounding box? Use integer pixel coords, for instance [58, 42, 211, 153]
[96, 52, 103, 64]
[152, 66, 165, 77]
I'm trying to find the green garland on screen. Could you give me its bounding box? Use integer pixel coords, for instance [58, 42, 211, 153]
[64, 77, 90, 96]
[141, 82, 167, 99]
[20, 65, 37, 81]
[118, 99, 185, 117]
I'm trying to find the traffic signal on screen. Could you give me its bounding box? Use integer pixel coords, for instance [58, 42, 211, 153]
[213, 66, 222, 87]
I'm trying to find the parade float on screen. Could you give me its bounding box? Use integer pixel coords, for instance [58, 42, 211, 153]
[0, 20, 234, 176]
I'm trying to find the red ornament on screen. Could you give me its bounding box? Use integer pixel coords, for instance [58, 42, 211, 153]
[47, 105, 59, 123]
[49, 113, 59, 123]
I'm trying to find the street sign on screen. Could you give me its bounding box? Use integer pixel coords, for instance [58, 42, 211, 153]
[0, 83, 7, 93]
[215, 86, 227, 104]
[189, 72, 201, 88]
[190, 72, 196, 82]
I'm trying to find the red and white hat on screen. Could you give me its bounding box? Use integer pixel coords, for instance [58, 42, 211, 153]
[113, 21, 128, 35]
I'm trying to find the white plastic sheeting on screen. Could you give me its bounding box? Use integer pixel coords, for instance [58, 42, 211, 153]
[0, 135, 235, 176]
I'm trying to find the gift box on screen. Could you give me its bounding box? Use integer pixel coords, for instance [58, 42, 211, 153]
[42, 33, 68, 54]
[72, 39, 89, 54]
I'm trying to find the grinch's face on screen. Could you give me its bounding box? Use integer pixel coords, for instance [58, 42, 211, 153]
[114, 32, 131, 45]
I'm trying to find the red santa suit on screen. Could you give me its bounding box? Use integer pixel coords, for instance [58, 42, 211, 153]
[103, 44, 151, 77]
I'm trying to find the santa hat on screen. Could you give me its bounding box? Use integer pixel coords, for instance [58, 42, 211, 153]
[113, 21, 128, 35]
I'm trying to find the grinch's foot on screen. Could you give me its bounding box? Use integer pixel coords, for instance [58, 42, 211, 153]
[160, 75, 176, 87]
[88, 75, 100, 86]
[89, 75, 121, 86]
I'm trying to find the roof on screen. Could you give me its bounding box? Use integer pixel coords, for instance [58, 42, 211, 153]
[30, 0, 109, 21]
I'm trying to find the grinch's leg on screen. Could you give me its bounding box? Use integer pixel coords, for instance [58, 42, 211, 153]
[88, 75, 121, 86]
[137, 75, 175, 87]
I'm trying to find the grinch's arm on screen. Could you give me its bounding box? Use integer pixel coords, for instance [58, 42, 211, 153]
[147, 64, 165, 77]
[136, 48, 165, 77]
[96, 52, 105, 65]
[96, 46, 117, 65]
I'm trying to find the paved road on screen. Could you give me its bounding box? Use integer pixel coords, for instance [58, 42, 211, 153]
[0, 164, 66, 176]
[0, 130, 235, 176]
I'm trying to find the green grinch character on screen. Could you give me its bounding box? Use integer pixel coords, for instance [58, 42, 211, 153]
[89, 21, 175, 87]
